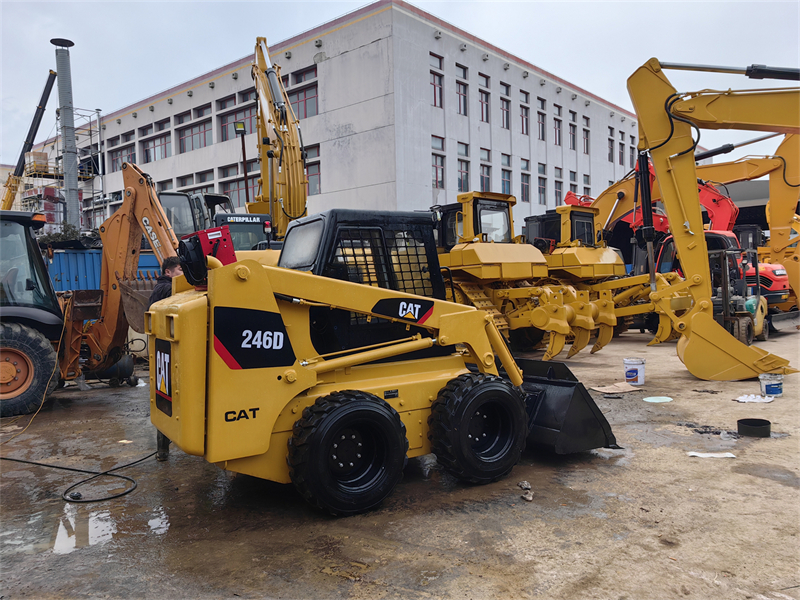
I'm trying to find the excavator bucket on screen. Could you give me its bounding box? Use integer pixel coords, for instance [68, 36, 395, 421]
[514, 358, 619, 454]
[677, 312, 797, 380]
[118, 278, 157, 334]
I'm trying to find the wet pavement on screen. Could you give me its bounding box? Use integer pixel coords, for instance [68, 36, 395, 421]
[1, 330, 798, 599]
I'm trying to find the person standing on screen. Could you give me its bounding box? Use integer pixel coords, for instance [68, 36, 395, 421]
[148, 256, 183, 306]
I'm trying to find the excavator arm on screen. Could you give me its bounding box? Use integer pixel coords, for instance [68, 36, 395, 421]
[78, 162, 179, 372]
[626, 58, 797, 380]
[247, 37, 307, 238]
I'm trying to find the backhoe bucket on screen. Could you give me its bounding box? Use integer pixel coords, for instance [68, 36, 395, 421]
[770, 310, 800, 332]
[118, 278, 157, 334]
[515, 358, 619, 454]
[677, 311, 797, 380]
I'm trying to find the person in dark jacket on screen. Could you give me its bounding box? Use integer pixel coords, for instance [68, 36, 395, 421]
[148, 256, 183, 307]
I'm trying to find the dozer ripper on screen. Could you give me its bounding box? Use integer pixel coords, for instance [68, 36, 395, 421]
[626, 58, 798, 380]
[433, 192, 626, 360]
[147, 210, 618, 515]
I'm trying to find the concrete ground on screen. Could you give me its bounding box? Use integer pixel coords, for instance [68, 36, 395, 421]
[1, 329, 798, 600]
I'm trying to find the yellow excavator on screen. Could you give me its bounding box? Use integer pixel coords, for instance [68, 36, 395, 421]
[626, 58, 798, 380]
[245, 37, 307, 240]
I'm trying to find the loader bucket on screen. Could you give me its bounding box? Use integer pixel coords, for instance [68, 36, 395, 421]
[677, 311, 797, 381]
[770, 310, 800, 332]
[118, 278, 157, 334]
[514, 358, 619, 454]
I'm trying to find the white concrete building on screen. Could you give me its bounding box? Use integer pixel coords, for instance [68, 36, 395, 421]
[30, 0, 639, 234]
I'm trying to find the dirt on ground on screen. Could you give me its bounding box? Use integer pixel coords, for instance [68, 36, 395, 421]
[1, 329, 798, 600]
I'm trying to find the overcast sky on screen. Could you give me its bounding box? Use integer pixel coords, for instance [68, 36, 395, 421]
[1, 1, 798, 166]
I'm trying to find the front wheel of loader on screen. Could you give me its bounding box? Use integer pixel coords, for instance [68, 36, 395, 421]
[0, 323, 59, 417]
[428, 373, 527, 484]
[288, 391, 408, 516]
[736, 316, 755, 347]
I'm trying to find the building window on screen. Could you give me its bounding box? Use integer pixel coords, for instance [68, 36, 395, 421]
[608, 139, 614, 162]
[521, 106, 529, 135]
[630, 146, 636, 169]
[501, 153, 510, 167]
[554, 180, 563, 205]
[218, 96, 236, 111]
[177, 174, 194, 188]
[583, 129, 590, 154]
[582, 116, 590, 127]
[195, 104, 211, 118]
[221, 178, 258, 209]
[157, 180, 172, 192]
[294, 66, 317, 85]
[500, 98, 510, 129]
[431, 72, 443, 108]
[502, 169, 511, 194]
[432, 154, 445, 189]
[521, 174, 530, 203]
[179, 121, 212, 153]
[619, 131, 625, 141]
[108, 136, 119, 148]
[569, 110, 577, 122]
[538, 177, 547, 205]
[457, 82, 468, 115]
[537, 112, 546, 141]
[187, 184, 215, 195]
[570, 184, 578, 193]
[122, 131, 135, 143]
[197, 170, 213, 184]
[569, 124, 577, 150]
[456, 64, 468, 79]
[479, 91, 490, 122]
[584, 186, 591, 196]
[608, 127, 615, 138]
[458, 142, 469, 157]
[520, 90, 529, 104]
[630, 135, 635, 145]
[221, 164, 238, 179]
[282, 75, 289, 88]
[139, 124, 153, 137]
[583, 174, 591, 185]
[619, 143, 625, 165]
[478, 73, 489, 87]
[480, 165, 491, 192]
[521, 159, 530, 172]
[538, 163, 546, 175]
[220, 106, 257, 141]
[429, 53, 443, 70]
[157, 119, 170, 132]
[554, 118, 562, 146]
[109, 146, 135, 172]
[175, 112, 191, 125]
[457, 160, 470, 192]
[307, 163, 321, 196]
[554, 104, 562, 116]
[500, 82, 510, 96]
[432, 135, 444, 151]
[289, 85, 318, 119]
[239, 89, 257, 103]
[142, 133, 171, 164]
[554, 167, 562, 178]
[537, 97, 546, 110]
[480, 148, 491, 162]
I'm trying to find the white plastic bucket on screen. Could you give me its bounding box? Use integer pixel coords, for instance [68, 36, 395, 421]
[624, 357, 646, 385]
[759, 373, 783, 397]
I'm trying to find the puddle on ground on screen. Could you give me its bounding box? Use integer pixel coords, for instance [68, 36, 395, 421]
[732, 463, 800, 488]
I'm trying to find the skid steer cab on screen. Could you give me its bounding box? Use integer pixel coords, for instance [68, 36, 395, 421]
[147, 210, 617, 516]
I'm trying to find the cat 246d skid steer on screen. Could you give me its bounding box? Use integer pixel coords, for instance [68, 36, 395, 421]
[147, 210, 617, 515]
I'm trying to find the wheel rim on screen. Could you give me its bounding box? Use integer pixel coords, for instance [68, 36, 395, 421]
[466, 400, 514, 462]
[0, 348, 34, 399]
[327, 423, 386, 493]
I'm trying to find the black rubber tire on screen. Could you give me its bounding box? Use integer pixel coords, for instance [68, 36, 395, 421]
[126, 375, 139, 387]
[428, 373, 528, 484]
[737, 316, 755, 346]
[0, 323, 59, 417]
[756, 318, 770, 342]
[288, 391, 408, 516]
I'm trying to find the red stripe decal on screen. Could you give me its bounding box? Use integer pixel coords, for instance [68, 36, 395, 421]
[155, 390, 172, 402]
[418, 306, 434, 324]
[214, 335, 242, 370]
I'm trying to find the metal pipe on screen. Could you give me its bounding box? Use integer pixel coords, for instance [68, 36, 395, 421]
[309, 337, 436, 374]
[51, 39, 80, 230]
[603, 191, 625, 230]
[484, 319, 523, 387]
[659, 61, 800, 81]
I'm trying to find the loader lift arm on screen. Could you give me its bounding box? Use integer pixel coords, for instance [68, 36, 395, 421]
[247, 37, 307, 239]
[626, 58, 798, 380]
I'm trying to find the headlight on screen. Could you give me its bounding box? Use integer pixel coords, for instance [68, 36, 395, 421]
[773, 268, 787, 276]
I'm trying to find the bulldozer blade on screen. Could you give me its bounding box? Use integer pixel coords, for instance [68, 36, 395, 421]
[677, 311, 798, 381]
[770, 310, 800, 332]
[566, 328, 591, 358]
[515, 358, 619, 454]
[118, 279, 156, 334]
[647, 314, 674, 346]
[589, 324, 614, 354]
[543, 331, 567, 361]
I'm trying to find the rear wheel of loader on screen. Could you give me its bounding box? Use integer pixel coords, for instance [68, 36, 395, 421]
[0, 323, 58, 417]
[755, 319, 770, 342]
[428, 373, 527, 484]
[288, 391, 408, 516]
[736, 316, 755, 346]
